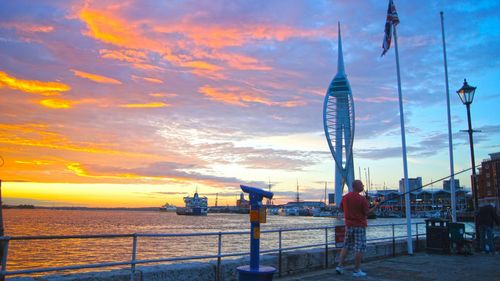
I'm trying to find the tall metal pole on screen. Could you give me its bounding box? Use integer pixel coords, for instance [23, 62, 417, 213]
[393, 25, 413, 255]
[440, 11, 457, 222]
[465, 103, 480, 243]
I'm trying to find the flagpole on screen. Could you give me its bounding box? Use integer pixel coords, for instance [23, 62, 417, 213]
[440, 11, 457, 223]
[392, 24, 413, 255]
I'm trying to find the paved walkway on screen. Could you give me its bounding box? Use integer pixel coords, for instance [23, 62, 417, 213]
[275, 252, 499, 281]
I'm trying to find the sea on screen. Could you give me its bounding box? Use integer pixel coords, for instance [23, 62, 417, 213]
[3, 209, 428, 276]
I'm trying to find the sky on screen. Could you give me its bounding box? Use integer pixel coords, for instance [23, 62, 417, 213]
[0, 0, 499, 208]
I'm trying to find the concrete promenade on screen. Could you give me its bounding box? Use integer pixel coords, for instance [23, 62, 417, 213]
[275, 252, 500, 281]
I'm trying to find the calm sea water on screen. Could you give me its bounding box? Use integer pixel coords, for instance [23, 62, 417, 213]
[3, 209, 425, 276]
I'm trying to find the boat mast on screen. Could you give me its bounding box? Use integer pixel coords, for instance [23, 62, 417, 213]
[267, 178, 273, 206]
[296, 179, 300, 203]
[324, 181, 327, 204]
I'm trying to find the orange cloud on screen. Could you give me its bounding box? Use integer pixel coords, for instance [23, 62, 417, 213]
[131, 75, 163, 84]
[0, 123, 151, 156]
[198, 85, 304, 107]
[99, 49, 147, 63]
[67, 163, 140, 180]
[40, 98, 73, 109]
[199, 85, 247, 106]
[77, 9, 279, 75]
[15, 160, 52, 165]
[179, 60, 223, 71]
[149, 92, 177, 98]
[39, 98, 104, 109]
[79, 9, 162, 51]
[3, 22, 54, 33]
[278, 100, 307, 107]
[217, 53, 272, 71]
[155, 23, 333, 49]
[119, 102, 170, 108]
[132, 63, 164, 71]
[77, 6, 331, 79]
[0, 70, 70, 96]
[71, 69, 122, 85]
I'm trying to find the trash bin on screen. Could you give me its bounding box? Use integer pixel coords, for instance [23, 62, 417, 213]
[448, 222, 473, 255]
[425, 218, 450, 254]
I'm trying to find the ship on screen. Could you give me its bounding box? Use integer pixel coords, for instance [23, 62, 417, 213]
[159, 203, 177, 212]
[176, 192, 208, 216]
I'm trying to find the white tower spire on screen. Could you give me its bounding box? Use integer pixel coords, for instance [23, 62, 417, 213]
[337, 22, 345, 76]
[323, 22, 356, 206]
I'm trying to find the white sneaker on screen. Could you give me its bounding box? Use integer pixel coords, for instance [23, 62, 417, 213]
[335, 265, 344, 275]
[353, 270, 367, 277]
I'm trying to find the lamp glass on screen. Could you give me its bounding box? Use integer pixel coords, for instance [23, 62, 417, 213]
[456, 79, 476, 105]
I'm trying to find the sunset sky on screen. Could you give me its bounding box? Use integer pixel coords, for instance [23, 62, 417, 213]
[1, 0, 499, 207]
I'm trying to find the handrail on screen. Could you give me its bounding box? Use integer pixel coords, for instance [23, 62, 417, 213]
[0, 222, 426, 278]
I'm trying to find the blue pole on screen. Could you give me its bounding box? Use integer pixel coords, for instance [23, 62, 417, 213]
[250, 195, 260, 270]
[237, 185, 276, 281]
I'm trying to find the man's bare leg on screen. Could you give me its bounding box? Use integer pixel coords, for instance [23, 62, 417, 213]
[353, 251, 363, 271]
[338, 247, 348, 266]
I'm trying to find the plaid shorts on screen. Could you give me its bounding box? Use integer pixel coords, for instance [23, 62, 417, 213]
[344, 226, 367, 252]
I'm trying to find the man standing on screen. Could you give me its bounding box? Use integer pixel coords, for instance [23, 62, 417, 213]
[477, 203, 499, 254]
[336, 180, 377, 277]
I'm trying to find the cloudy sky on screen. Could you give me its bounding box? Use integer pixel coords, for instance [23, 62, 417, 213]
[1, 0, 499, 207]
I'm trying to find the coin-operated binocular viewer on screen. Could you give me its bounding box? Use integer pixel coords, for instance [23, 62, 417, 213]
[237, 185, 276, 281]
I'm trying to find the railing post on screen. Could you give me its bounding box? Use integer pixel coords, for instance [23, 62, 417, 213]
[392, 224, 395, 257]
[130, 234, 137, 281]
[216, 232, 222, 281]
[278, 229, 282, 277]
[0, 239, 9, 281]
[415, 223, 419, 252]
[324, 227, 328, 268]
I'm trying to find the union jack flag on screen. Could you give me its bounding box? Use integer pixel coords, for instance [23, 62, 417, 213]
[381, 0, 399, 57]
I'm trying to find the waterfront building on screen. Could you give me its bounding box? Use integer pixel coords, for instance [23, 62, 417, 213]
[284, 201, 326, 209]
[372, 189, 468, 212]
[477, 152, 500, 214]
[443, 179, 461, 191]
[282, 201, 326, 216]
[398, 177, 422, 193]
[323, 23, 355, 206]
[236, 193, 250, 209]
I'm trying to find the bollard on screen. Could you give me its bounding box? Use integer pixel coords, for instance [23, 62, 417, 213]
[237, 185, 276, 281]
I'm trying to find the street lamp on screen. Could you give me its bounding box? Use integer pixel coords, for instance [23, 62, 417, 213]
[456, 78, 479, 242]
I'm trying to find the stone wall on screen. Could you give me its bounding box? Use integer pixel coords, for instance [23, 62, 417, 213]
[10, 239, 425, 281]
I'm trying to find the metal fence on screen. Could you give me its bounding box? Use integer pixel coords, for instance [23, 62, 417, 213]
[0, 222, 426, 280]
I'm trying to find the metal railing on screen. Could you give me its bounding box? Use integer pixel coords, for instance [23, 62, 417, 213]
[0, 222, 426, 280]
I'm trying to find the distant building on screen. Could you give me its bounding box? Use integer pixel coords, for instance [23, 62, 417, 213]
[443, 179, 461, 191]
[477, 152, 500, 212]
[236, 193, 249, 209]
[399, 177, 422, 193]
[372, 189, 468, 212]
[284, 201, 326, 208]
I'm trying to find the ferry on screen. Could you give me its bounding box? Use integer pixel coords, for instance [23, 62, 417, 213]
[159, 203, 177, 212]
[176, 192, 208, 216]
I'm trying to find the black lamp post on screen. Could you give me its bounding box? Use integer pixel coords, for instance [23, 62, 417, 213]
[456, 78, 479, 242]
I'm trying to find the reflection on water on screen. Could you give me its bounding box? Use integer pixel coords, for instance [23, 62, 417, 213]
[4, 209, 426, 276]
